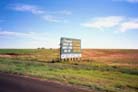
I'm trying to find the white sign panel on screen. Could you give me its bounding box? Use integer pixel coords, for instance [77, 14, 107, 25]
[60, 37, 81, 59]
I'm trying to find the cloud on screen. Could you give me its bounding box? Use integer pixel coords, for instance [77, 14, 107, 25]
[119, 20, 138, 32]
[82, 16, 138, 32]
[112, 0, 138, 3]
[50, 10, 72, 15]
[0, 30, 50, 48]
[82, 16, 123, 30]
[42, 15, 69, 23]
[0, 31, 33, 37]
[10, 4, 72, 23]
[42, 15, 60, 23]
[11, 4, 45, 15]
[0, 29, 48, 42]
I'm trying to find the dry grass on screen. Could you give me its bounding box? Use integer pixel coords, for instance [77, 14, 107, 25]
[0, 49, 138, 92]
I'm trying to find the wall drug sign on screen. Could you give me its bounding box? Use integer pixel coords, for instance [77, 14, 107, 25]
[60, 37, 81, 60]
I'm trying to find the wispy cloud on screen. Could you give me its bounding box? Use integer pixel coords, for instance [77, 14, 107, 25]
[112, 0, 138, 3]
[10, 4, 72, 23]
[0, 29, 51, 48]
[11, 4, 45, 15]
[42, 15, 60, 23]
[0, 29, 48, 43]
[50, 10, 72, 15]
[82, 16, 138, 32]
[0, 31, 33, 37]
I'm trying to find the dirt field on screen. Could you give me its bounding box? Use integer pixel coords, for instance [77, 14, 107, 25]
[82, 49, 138, 58]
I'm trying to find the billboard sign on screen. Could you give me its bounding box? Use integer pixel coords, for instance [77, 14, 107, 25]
[60, 37, 81, 60]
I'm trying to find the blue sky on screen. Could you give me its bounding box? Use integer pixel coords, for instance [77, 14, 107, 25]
[0, 0, 138, 49]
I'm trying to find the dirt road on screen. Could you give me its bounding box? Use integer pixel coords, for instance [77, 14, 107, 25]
[0, 72, 91, 92]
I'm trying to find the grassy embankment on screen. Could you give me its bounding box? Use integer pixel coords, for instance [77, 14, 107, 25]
[0, 49, 138, 92]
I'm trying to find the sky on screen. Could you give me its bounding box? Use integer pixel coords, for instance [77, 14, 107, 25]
[0, 0, 138, 49]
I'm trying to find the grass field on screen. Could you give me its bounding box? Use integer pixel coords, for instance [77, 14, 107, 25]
[0, 49, 138, 92]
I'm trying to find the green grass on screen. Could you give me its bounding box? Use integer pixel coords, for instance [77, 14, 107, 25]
[0, 49, 59, 62]
[0, 49, 36, 55]
[0, 58, 138, 92]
